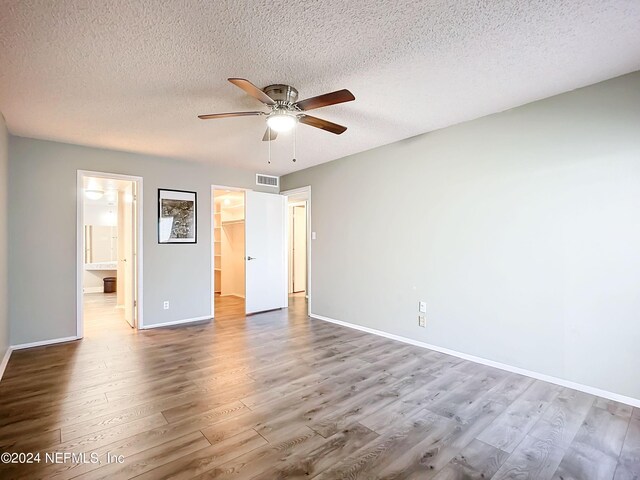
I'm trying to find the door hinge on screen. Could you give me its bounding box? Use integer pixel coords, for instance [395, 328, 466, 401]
[134, 300, 137, 307]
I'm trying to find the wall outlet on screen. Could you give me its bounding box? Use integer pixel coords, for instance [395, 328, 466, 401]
[163, 301, 170, 310]
[418, 315, 426, 327]
[419, 301, 427, 313]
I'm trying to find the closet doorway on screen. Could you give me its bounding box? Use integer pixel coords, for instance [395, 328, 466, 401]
[212, 188, 246, 319]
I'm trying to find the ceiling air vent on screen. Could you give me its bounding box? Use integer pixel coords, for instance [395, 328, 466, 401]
[256, 174, 279, 188]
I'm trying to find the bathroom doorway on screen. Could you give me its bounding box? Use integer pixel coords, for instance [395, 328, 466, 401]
[288, 202, 307, 294]
[212, 188, 246, 319]
[281, 186, 311, 316]
[77, 171, 143, 337]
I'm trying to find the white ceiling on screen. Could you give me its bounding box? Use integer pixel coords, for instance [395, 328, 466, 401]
[83, 176, 132, 206]
[1, 1, 639, 175]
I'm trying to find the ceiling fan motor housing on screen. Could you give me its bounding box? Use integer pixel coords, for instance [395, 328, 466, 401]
[263, 84, 299, 106]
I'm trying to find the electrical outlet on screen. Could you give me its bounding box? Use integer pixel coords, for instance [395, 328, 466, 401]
[419, 301, 427, 313]
[163, 301, 170, 310]
[418, 315, 426, 327]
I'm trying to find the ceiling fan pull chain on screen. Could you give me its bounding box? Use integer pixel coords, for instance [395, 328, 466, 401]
[268, 127, 271, 164]
[292, 123, 297, 163]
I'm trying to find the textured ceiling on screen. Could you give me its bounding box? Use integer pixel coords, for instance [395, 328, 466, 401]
[1, 1, 639, 175]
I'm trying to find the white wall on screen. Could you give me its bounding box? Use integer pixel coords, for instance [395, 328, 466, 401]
[282, 72, 640, 401]
[0, 113, 8, 365]
[8, 136, 272, 344]
[83, 270, 115, 290]
[221, 222, 245, 298]
[84, 203, 118, 227]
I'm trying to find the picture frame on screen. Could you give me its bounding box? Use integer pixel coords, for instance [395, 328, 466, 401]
[158, 188, 197, 244]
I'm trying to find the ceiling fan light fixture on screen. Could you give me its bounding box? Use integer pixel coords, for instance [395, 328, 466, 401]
[266, 112, 297, 133]
[85, 189, 104, 200]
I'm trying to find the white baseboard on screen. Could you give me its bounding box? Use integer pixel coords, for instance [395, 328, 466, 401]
[83, 287, 104, 294]
[0, 347, 11, 381]
[310, 313, 640, 409]
[140, 315, 212, 330]
[11, 336, 81, 350]
[1, 336, 82, 382]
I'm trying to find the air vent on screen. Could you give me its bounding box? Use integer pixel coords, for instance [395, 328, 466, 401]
[256, 174, 279, 188]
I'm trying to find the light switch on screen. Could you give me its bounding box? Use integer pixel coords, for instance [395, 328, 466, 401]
[419, 301, 426, 313]
[311, 232, 317, 240]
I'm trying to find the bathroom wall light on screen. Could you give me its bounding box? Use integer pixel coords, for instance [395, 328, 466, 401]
[85, 189, 104, 200]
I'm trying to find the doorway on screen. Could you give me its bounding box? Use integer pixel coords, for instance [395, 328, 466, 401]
[213, 188, 246, 319]
[77, 171, 143, 337]
[211, 186, 288, 318]
[282, 186, 311, 316]
[289, 202, 307, 294]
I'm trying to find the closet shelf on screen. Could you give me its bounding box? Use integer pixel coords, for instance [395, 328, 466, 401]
[222, 219, 245, 225]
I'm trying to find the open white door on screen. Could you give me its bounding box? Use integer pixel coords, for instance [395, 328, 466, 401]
[123, 182, 135, 327]
[131, 181, 138, 327]
[245, 191, 287, 314]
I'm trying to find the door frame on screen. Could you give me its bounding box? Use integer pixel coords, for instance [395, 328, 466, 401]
[281, 186, 312, 316]
[210, 184, 251, 318]
[77, 170, 144, 337]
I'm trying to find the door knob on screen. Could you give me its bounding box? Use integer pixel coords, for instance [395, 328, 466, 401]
[247, 256, 256, 261]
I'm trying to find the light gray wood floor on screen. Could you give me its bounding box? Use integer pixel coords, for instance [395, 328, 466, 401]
[0, 293, 638, 479]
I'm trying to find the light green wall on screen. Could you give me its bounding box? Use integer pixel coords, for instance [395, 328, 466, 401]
[8, 137, 270, 344]
[0, 114, 8, 361]
[282, 72, 640, 400]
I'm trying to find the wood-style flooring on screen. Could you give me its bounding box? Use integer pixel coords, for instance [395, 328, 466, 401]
[213, 293, 245, 322]
[0, 292, 638, 479]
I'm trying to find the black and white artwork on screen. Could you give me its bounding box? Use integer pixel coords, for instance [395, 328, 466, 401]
[158, 189, 197, 243]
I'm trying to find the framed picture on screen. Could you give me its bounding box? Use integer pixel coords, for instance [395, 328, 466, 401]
[158, 189, 197, 244]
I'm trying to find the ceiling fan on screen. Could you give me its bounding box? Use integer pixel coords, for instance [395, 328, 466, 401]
[198, 78, 355, 141]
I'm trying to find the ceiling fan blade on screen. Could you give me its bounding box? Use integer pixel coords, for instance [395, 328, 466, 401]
[228, 78, 276, 105]
[298, 114, 347, 135]
[294, 89, 355, 111]
[262, 128, 277, 141]
[198, 111, 264, 120]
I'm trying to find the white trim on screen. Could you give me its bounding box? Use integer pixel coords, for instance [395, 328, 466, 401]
[83, 287, 104, 294]
[281, 186, 312, 316]
[11, 336, 81, 350]
[77, 170, 144, 335]
[0, 347, 11, 381]
[139, 315, 212, 330]
[310, 312, 640, 409]
[2, 336, 82, 382]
